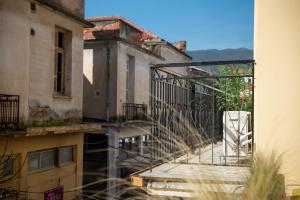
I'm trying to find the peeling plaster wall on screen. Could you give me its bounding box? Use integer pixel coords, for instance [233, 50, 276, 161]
[0, 0, 85, 125]
[29, 2, 84, 123]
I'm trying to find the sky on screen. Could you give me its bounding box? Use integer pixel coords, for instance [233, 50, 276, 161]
[85, 0, 254, 51]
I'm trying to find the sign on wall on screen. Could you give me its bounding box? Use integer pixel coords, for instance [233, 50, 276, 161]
[44, 186, 64, 200]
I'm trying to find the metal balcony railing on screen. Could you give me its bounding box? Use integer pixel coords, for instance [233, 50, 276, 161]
[123, 103, 148, 121]
[0, 94, 20, 131]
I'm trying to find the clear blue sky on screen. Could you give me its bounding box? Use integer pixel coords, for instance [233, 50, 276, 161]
[85, 0, 254, 51]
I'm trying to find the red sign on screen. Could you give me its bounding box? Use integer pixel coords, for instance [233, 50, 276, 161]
[44, 186, 64, 200]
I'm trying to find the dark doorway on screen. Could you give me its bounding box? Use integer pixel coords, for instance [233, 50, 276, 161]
[83, 133, 108, 198]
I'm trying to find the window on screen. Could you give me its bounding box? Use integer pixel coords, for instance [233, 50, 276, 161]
[126, 55, 135, 103]
[54, 27, 72, 96]
[30, 2, 37, 13]
[28, 149, 55, 172]
[2, 158, 14, 177]
[58, 146, 73, 165]
[28, 146, 75, 172]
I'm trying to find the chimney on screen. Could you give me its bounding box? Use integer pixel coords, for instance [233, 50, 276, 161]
[173, 40, 187, 52]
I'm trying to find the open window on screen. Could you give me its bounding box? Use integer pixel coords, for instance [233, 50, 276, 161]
[54, 27, 72, 97]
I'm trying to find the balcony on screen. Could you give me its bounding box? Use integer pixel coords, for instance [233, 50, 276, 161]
[123, 103, 148, 121]
[0, 94, 20, 131]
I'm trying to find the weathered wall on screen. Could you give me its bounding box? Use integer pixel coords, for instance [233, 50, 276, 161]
[254, 0, 300, 196]
[116, 42, 163, 115]
[160, 44, 190, 75]
[83, 37, 191, 121]
[29, 2, 84, 123]
[0, 133, 84, 200]
[83, 41, 118, 120]
[0, 0, 31, 124]
[49, 0, 84, 17]
[0, 0, 85, 125]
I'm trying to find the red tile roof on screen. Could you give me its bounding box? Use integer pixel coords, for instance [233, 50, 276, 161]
[85, 16, 158, 41]
[83, 21, 120, 40]
[83, 16, 192, 59]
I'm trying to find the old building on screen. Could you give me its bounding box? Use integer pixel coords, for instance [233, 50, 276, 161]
[82, 16, 191, 197]
[0, 0, 100, 199]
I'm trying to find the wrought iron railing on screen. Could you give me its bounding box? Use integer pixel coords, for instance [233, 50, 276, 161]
[0, 94, 20, 131]
[149, 60, 255, 167]
[123, 103, 148, 121]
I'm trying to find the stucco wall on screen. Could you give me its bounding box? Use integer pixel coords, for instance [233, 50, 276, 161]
[116, 42, 163, 115]
[83, 40, 191, 121]
[0, 133, 84, 200]
[160, 45, 190, 75]
[0, 0, 31, 123]
[0, 0, 85, 125]
[254, 0, 300, 195]
[51, 0, 84, 17]
[83, 41, 118, 120]
[29, 2, 84, 123]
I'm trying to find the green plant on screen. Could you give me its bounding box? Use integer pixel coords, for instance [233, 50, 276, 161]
[215, 65, 252, 111]
[29, 120, 66, 127]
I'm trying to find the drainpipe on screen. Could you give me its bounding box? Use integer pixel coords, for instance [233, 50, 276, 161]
[106, 43, 111, 121]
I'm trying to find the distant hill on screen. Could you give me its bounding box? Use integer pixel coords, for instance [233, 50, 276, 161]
[187, 48, 253, 62]
[187, 48, 253, 74]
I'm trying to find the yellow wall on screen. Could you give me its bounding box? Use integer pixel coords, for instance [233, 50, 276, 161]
[254, 0, 300, 195]
[0, 132, 84, 200]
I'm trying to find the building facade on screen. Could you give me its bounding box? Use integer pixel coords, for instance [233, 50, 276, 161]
[0, 0, 100, 199]
[82, 16, 191, 197]
[83, 16, 191, 121]
[254, 0, 300, 197]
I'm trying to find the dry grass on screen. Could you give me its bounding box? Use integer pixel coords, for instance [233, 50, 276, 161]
[190, 152, 285, 200]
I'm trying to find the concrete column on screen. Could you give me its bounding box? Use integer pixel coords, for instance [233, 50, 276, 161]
[135, 136, 144, 155]
[107, 128, 119, 198]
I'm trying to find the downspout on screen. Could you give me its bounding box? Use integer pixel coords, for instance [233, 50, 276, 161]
[106, 43, 111, 121]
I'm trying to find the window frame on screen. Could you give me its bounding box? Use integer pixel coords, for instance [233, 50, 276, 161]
[58, 146, 74, 166]
[126, 55, 135, 103]
[54, 28, 66, 96]
[27, 146, 75, 173]
[28, 149, 56, 173]
[1, 157, 15, 178]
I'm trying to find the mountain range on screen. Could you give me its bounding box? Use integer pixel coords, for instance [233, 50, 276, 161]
[187, 48, 253, 62]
